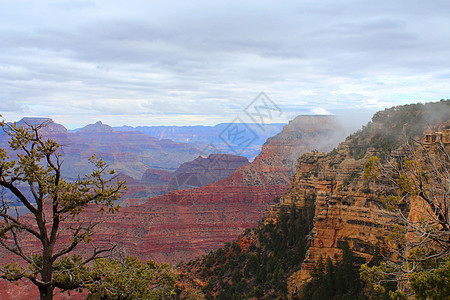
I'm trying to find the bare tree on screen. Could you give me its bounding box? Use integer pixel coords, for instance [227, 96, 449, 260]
[0, 117, 126, 300]
[361, 129, 450, 297]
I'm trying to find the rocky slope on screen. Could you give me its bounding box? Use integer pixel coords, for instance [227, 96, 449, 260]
[168, 154, 250, 190]
[280, 100, 450, 296]
[78, 115, 348, 264]
[119, 154, 250, 206]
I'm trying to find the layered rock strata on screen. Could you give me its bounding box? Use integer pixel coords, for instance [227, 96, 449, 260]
[80, 115, 348, 263]
[281, 102, 450, 296]
[168, 154, 250, 190]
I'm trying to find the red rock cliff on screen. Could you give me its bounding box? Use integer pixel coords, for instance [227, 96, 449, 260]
[280, 101, 450, 296]
[80, 115, 348, 264]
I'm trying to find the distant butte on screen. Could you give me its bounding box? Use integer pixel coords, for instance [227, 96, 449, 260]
[168, 154, 250, 190]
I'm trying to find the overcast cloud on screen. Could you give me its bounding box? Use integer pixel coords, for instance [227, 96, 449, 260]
[1, 0, 449, 128]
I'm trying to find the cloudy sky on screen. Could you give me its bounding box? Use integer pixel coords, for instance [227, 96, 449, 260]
[1, 0, 449, 129]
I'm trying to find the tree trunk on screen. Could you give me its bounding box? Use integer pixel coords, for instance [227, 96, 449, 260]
[39, 285, 54, 300]
[40, 249, 54, 300]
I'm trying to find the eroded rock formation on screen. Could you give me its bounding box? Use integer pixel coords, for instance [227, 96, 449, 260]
[279, 101, 450, 296]
[168, 154, 250, 190]
[80, 115, 348, 263]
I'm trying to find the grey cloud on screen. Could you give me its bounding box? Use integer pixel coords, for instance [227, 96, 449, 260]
[0, 100, 27, 113]
[0, 0, 449, 126]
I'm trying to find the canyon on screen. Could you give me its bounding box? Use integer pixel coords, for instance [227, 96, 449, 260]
[179, 100, 450, 299]
[77, 115, 348, 264]
[0, 114, 348, 299]
[6, 101, 447, 298]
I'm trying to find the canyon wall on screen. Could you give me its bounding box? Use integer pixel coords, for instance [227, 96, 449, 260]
[168, 154, 250, 190]
[80, 115, 348, 263]
[278, 101, 450, 296]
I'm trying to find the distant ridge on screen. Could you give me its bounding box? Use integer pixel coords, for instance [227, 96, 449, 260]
[113, 123, 286, 160]
[0, 118, 201, 180]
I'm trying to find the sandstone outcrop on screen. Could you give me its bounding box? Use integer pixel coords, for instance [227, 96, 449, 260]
[282, 148, 394, 295]
[279, 101, 450, 296]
